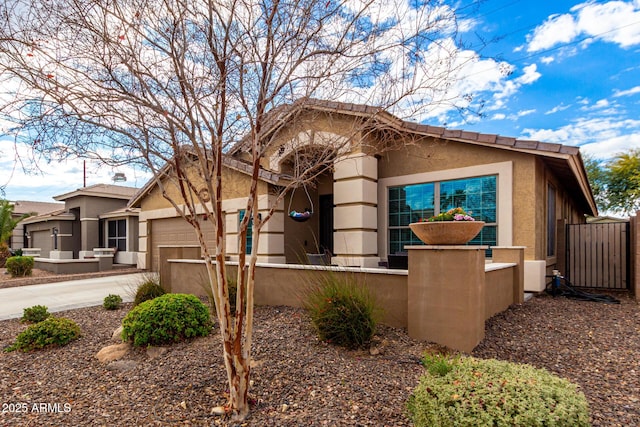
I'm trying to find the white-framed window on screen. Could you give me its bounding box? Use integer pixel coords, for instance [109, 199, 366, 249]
[388, 175, 497, 254]
[107, 219, 126, 251]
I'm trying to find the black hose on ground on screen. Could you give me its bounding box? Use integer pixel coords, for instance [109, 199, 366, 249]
[545, 274, 620, 304]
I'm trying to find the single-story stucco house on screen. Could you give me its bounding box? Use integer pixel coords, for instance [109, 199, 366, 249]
[7, 200, 63, 250]
[22, 184, 140, 265]
[128, 99, 597, 292]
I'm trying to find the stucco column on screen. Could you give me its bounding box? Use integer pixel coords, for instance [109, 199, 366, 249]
[491, 246, 525, 304]
[332, 153, 380, 268]
[224, 195, 286, 264]
[407, 245, 487, 353]
[81, 217, 99, 253]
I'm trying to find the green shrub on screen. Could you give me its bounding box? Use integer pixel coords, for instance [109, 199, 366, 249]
[304, 273, 382, 349]
[5, 317, 81, 352]
[122, 293, 212, 346]
[408, 355, 590, 427]
[103, 294, 123, 310]
[21, 305, 50, 323]
[133, 276, 166, 306]
[6, 256, 34, 278]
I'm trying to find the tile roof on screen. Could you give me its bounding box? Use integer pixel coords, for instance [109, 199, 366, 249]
[54, 184, 139, 201]
[228, 98, 583, 159]
[10, 200, 64, 216]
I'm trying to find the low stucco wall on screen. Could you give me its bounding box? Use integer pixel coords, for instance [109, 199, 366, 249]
[485, 266, 515, 320]
[167, 260, 408, 328]
[34, 258, 99, 274]
[163, 250, 522, 342]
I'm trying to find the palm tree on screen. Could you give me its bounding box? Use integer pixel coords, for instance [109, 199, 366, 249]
[0, 200, 30, 267]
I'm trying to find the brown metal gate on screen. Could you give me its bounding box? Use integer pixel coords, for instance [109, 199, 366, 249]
[566, 222, 630, 289]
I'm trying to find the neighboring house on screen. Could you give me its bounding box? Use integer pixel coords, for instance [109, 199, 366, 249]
[22, 184, 140, 265]
[129, 100, 597, 291]
[7, 201, 63, 250]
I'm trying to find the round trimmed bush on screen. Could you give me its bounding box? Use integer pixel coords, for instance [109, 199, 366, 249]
[103, 294, 123, 310]
[304, 274, 381, 349]
[6, 255, 34, 277]
[122, 293, 212, 346]
[408, 355, 590, 427]
[21, 305, 50, 323]
[133, 278, 166, 306]
[6, 317, 81, 352]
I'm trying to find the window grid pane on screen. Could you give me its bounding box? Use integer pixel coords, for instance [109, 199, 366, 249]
[388, 175, 497, 256]
[107, 220, 126, 251]
[239, 210, 253, 255]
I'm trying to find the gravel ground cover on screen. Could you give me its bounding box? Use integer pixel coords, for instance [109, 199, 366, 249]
[0, 289, 638, 426]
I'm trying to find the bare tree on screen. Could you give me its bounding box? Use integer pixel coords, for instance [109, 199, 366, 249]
[0, 0, 477, 419]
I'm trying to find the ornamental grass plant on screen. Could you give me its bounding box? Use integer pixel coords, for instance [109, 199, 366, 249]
[304, 271, 382, 349]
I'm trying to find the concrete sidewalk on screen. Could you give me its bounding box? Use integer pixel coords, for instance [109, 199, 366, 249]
[0, 273, 146, 321]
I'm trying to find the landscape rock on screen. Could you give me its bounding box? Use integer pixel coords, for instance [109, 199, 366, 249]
[95, 342, 131, 363]
[111, 325, 124, 342]
[106, 360, 139, 372]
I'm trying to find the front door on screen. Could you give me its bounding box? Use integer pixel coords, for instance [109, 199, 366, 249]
[319, 195, 334, 254]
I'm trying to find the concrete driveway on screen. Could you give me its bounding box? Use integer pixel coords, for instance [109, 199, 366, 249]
[0, 273, 146, 320]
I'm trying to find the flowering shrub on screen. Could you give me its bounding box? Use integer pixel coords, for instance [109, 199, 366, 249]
[408, 355, 590, 426]
[421, 207, 475, 222]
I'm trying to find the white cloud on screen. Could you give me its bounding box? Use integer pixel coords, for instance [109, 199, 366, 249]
[517, 109, 536, 117]
[613, 85, 640, 97]
[521, 116, 640, 159]
[527, 13, 580, 52]
[527, 1, 640, 52]
[540, 56, 555, 64]
[545, 103, 571, 114]
[0, 141, 151, 201]
[515, 64, 541, 85]
[594, 99, 610, 108]
[581, 133, 640, 158]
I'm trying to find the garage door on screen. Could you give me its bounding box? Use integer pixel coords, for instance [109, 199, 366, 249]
[150, 217, 215, 271]
[31, 230, 53, 258]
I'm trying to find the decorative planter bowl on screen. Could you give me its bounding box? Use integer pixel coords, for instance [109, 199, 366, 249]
[409, 221, 485, 245]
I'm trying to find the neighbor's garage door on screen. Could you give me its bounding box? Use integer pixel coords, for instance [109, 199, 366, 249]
[149, 217, 215, 271]
[31, 230, 53, 258]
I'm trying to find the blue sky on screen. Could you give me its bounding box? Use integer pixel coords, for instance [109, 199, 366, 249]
[1, 0, 639, 202]
[449, 0, 640, 158]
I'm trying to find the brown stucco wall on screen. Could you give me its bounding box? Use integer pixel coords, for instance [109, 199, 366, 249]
[379, 138, 538, 258]
[485, 268, 515, 320]
[258, 111, 364, 168]
[163, 247, 523, 347]
[140, 166, 267, 212]
[64, 196, 128, 220]
[26, 220, 76, 257]
[166, 260, 408, 328]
